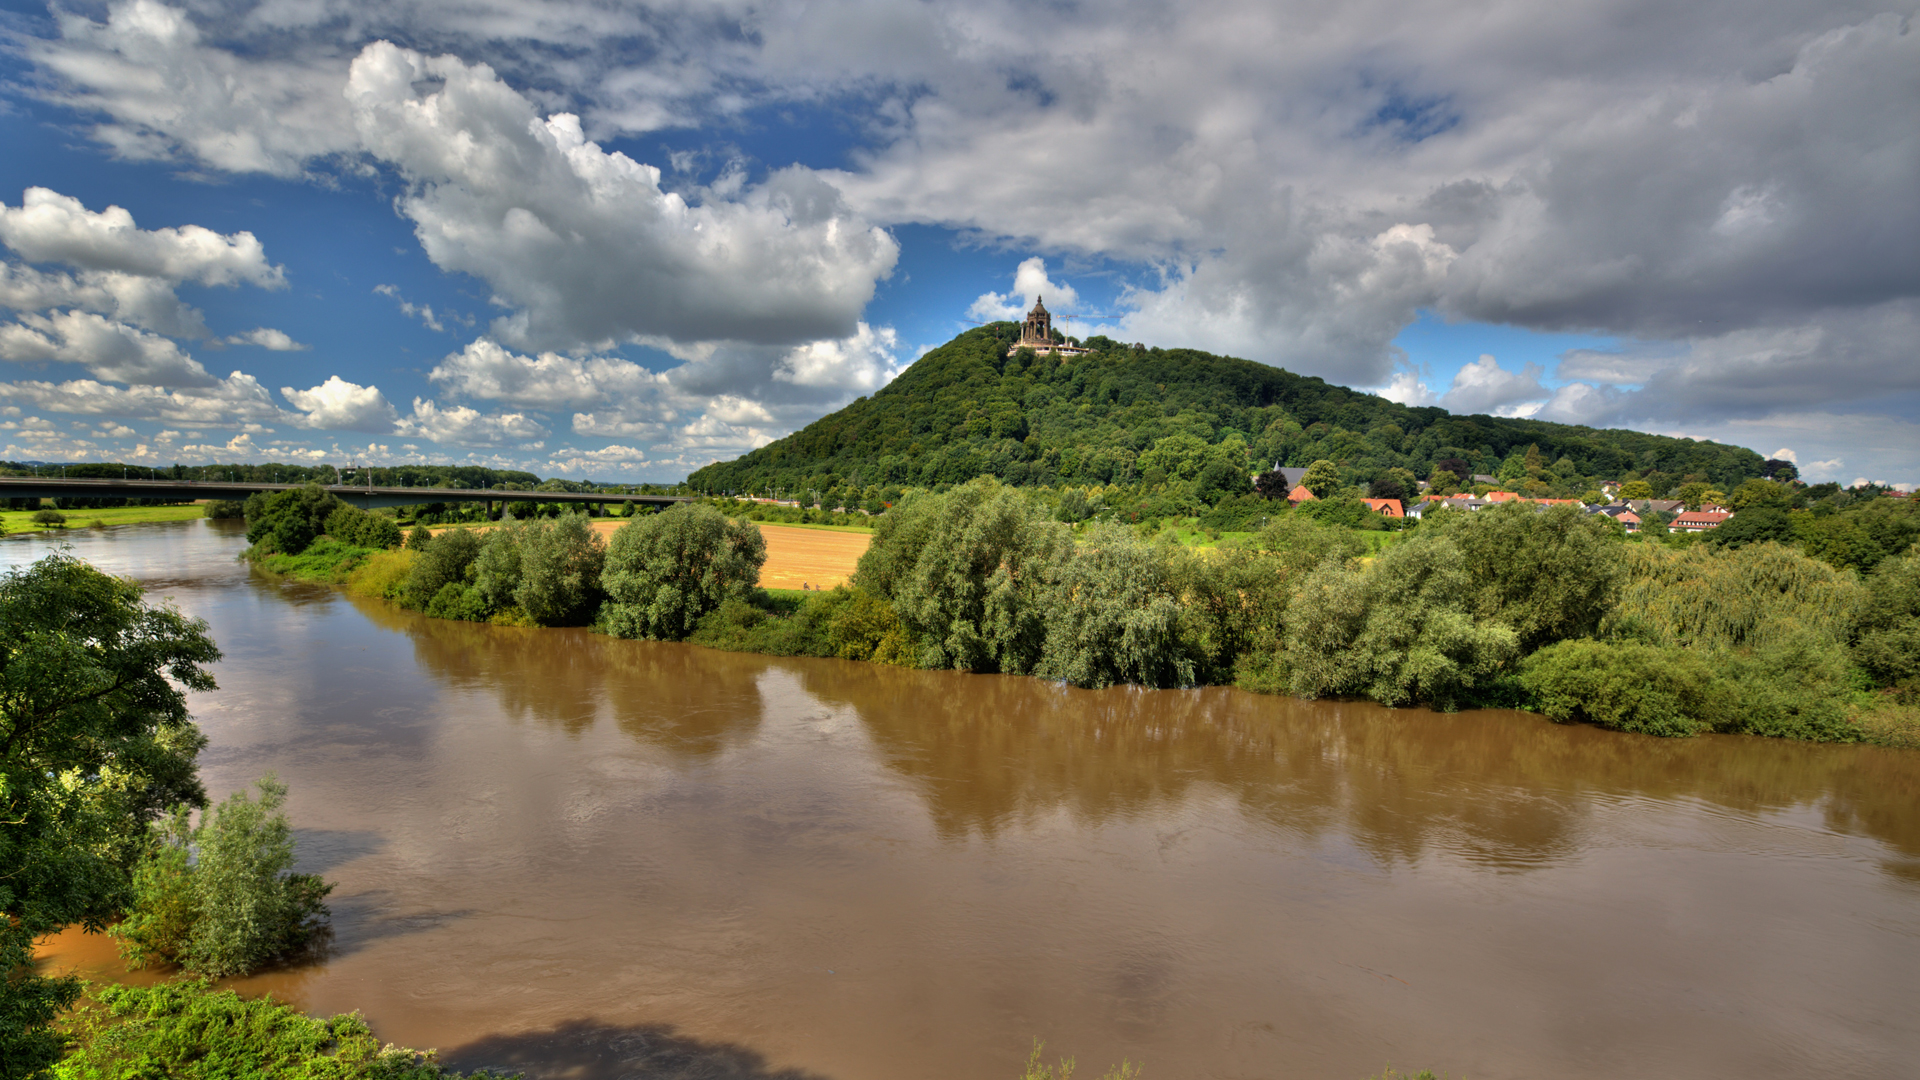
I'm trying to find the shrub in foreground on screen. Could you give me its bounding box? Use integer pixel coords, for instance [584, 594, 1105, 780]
[54, 980, 497, 1079]
[115, 776, 332, 978]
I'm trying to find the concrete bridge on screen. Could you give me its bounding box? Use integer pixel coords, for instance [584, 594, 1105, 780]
[0, 476, 691, 512]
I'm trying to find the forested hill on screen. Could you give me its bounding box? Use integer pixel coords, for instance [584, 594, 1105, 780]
[687, 324, 1764, 498]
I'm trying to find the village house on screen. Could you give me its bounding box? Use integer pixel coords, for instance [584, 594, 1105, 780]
[1588, 505, 1642, 532]
[1670, 510, 1733, 532]
[1360, 498, 1404, 517]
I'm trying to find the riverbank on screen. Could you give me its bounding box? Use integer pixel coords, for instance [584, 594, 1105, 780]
[244, 526, 1920, 751]
[1, 502, 204, 535]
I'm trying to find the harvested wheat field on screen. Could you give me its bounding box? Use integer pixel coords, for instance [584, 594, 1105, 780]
[586, 519, 870, 590]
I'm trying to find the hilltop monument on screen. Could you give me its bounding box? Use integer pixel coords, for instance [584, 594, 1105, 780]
[1012, 296, 1090, 359]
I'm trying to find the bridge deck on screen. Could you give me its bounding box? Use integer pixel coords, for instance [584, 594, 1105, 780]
[0, 477, 689, 511]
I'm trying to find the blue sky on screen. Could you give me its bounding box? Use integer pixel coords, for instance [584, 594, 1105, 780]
[0, 0, 1913, 486]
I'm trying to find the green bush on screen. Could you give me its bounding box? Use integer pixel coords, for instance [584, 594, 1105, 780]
[325, 506, 403, 550]
[425, 581, 493, 622]
[405, 529, 486, 610]
[511, 512, 605, 625]
[854, 478, 1068, 673]
[1036, 522, 1195, 689]
[29, 507, 66, 526]
[203, 499, 246, 520]
[52, 980, 493, 1079]
[406, 524, 433, 550]
[244, 486, 343, 556]
[1606, 541, 1864, 651]
[1285, 534, 1518, 708]
[599, 503, 766, 640]
[1519, 639, 1716, 737]
[821, 587, 918, 664]
[115, 776, 332, 978]
[1853, 547, 1920, 690]
[1435, 501, 1624, 653]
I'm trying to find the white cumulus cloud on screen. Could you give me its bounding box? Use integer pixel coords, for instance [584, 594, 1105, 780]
[344, 41, 899, 353]
[396, 398, 549, 447]
[281, 376, 399, 432]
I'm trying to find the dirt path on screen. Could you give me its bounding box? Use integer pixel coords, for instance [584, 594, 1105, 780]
[585, 520, 870, 590]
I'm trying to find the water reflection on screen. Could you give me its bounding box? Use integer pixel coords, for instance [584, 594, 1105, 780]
[365, 597, 771, 760]
[785, 659, 1920, 872]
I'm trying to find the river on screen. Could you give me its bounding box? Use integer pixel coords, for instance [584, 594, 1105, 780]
[14, 520, 1920, 1079]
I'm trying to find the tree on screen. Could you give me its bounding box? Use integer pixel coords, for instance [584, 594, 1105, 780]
[1035, 523, 1195, 689]
[1762, 458, 1799, 483]
[406, 524, 433, 551]
[1434, 502, 1626, 654]
[853, 479, 1068, 673]
[0, 555, 219, 1075]
[1618, 480, 1654, 500]
[1427, 469, 1461, 496]
[512, 512, 606, 625]
[599, 504, 767, 640]
[1852, 548, 1920, 691]
[1707, 507, 1796, 549]
[1253, 470, 1290, 500]
[1674, 481, 1712, 510]
[1369, 468, 1416, 503]
[405, 528, 485, 610]
[1300, 459, 1342, 498]
[243, 485, 343, 555]
[1728, 478, 1790, 510]
[1284, 534, 1518, 708]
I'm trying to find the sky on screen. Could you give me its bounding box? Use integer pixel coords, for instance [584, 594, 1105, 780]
[0, 0, 1913, 487]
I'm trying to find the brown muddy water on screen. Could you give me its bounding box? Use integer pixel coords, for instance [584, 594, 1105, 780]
[12, 521, 1920, 1079]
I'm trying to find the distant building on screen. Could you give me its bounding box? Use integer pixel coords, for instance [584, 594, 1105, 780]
[1670, 510, 1733, 532]
[1011, 296, 1092, 359]
[1287, 485, 1317, 505]
[1471, 474, 1497, 486]
[1360, 498, 1404, 517]
[1589, 505, 1642, 532]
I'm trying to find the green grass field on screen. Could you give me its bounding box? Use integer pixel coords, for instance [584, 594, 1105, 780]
[0, 502, 207, 535]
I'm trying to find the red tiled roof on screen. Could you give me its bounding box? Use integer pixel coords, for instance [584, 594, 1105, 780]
[1485, 491, 1521, 502]
[1671, 511, 1732, 529]
[1287, 485, 1316, 503]
[1360, 498, 1404, 517]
